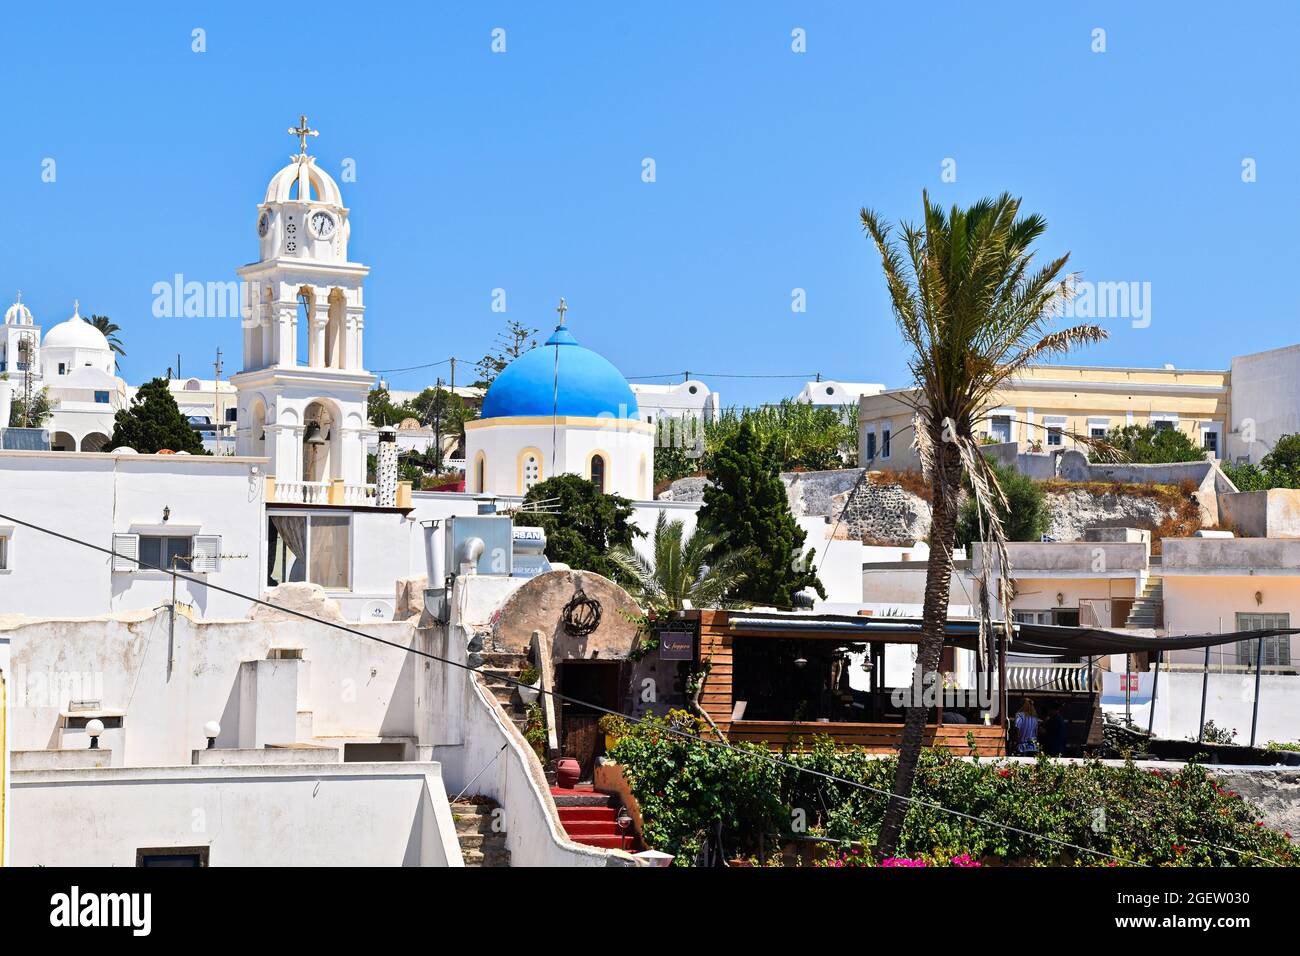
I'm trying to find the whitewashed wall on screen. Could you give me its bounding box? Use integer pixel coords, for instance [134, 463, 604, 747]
[10, 763, 460, 866]
[3, 610, 434, 766]
[0, 450, 266, 619]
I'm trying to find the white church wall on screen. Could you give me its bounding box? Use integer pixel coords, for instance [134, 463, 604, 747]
[0, 450, 265, 619]
[466, 419, 653, 500]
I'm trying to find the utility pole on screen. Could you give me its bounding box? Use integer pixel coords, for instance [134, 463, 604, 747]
[213, 347, 224, 452]
[449, 357, 456, 393]
[433, 376, 444, 473]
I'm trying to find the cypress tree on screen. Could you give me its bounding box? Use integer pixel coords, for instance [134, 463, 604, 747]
[697, 421, 824, 606]
[110, 377, 208, 455]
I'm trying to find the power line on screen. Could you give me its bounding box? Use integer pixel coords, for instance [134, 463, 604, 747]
[626, 371, 823, 381]
[0, 508, 1146, 866]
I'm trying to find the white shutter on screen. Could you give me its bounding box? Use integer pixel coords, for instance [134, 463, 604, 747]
[111, 534, 139, 572]
[192, 535, 222, 573]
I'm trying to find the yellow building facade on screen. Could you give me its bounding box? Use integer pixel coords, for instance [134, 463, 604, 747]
[859, 364, 1231, 472]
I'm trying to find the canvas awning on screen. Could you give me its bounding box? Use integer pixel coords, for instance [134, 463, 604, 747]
[721, 611, 1299, 657]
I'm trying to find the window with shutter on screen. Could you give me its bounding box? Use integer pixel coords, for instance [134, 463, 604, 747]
[111, 534, 140, 572]
[192, 535, 222, 573]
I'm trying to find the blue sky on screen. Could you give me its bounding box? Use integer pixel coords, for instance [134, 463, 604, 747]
[3, 2, 1297, 406]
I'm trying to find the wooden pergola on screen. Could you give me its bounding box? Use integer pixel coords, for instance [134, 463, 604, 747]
[683, 609, 1007, 756]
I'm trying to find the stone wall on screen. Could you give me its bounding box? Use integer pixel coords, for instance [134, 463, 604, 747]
[1042, 487, 1182, 542]
[784, 469, 931, 545]
[1213, 769, 1300, 839]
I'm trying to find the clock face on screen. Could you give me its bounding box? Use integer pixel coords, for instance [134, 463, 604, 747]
[257, 211, 270, 238]
[308, 210, 337, 240]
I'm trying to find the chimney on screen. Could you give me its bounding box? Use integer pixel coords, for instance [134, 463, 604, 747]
[376, 427, 399, 507]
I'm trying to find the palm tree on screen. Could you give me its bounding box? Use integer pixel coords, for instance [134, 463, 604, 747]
[607, 510, 753, 614]
[86, 314, 126, 360]
[859, 192, 1105, 857]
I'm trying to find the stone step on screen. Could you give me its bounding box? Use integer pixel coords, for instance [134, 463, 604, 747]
[565, 833, 632, 851]
[551, 791, 612, 808]
[481, 667, 523, 683]
[557, 806, 618, 822]
[461, 847, 512, 867]
[474, 652, 529, 668]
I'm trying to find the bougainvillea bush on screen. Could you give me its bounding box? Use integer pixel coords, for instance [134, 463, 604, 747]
[607, 712, 1297, 867]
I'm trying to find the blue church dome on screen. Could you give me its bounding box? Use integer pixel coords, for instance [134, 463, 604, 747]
[480, 324, 640, 420]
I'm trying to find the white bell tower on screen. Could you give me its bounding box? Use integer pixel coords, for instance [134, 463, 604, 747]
[231, 117, 374, 493]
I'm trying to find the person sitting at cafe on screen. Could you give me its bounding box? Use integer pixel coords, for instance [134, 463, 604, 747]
[1040, 700, 1068, 756]
[1013, 698, 1040, 755]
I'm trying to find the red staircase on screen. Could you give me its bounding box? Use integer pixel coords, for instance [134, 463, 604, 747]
[550, 785, 638, 853]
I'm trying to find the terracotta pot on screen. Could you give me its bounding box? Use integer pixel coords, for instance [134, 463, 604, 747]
[555, 758, 581, 789]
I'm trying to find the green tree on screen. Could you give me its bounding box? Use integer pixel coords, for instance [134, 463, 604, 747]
[653, 400, 860, 487]
[514, 473, 642, 578]
[407, 384, 476, 467]
[1260, 433, 1300, 481]
[1222, 433, 1300, 491]
[955, 460, 1049, 548]
[86, 314, 126, 360]
[474, 319, 538, 389]
[367, 386, 407, 427]
[3, 376, 53, 427]
[1090, 424, 1205, 464]
[696, 421, 825, 606]
[860, 191, 1104, 856]
[110, 377, 207, 454]
[607, 511, 755, 614]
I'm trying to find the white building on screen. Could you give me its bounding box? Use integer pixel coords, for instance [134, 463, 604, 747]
[232, 138, 373, 492]
[797, 379, 884, 408]
[629, 379, 720, 428]
[0, 449, 265, 619]
[464, 308, 655, 500]
[1, 296, 128, 452]
[1227, 343, 1300, 464]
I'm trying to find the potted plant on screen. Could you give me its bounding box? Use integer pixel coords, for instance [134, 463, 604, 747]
[598, 713, 629, 752]
[517, 665, 541, 706]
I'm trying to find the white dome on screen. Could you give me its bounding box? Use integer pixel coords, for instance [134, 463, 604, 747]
[4, 296, 34, 326]
[43, 305, 110, 351]
[264, 155, 343, 206]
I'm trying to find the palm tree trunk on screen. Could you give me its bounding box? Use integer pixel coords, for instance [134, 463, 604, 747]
[876, 442, 961, 858]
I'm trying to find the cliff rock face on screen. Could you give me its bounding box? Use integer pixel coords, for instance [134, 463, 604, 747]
[668, 467, 1194, 546]
[784, 469, 932, 545]
[1042, 487, 1182, 542]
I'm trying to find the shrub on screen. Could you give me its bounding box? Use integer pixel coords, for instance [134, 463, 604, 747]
[1090, 424, 1206, 464]
[607, 719, 1297, 867]
[956, 460, 1048, 548]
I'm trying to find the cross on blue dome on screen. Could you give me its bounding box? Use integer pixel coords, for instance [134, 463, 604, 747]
[479, 320, 640, 420]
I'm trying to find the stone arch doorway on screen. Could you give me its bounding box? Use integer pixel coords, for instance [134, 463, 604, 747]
[51, 431, 76, 451]
[490, 570, 688, 780]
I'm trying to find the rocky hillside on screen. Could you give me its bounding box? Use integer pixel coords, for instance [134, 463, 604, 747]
[662, 469, 1202, 548]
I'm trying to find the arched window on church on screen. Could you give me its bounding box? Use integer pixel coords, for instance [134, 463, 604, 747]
[523, 454, 540, 491]
[475, 454, 486, 494]
[590, 454, 606, 494]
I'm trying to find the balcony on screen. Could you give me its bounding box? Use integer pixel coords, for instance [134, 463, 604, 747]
[264, 477, 412, 508]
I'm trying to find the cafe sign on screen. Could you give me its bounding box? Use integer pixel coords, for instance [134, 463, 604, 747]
[658, 630, 694, 661]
